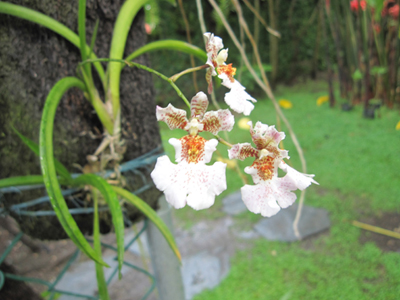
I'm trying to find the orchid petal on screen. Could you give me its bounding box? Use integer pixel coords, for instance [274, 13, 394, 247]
[156, 104, 188, 130]
[202, 109, 234, 135]
[170, 136, 218, 164]
[206, 69, 214, 94]
[190, 91, 209, 119]
[220, 76, 257, 116]
[216, 49, 228, 66]
[186, 161, 227, 210]
[279, 161, 319, 190]
[204, 32, 224, 62]
[169, 138, 183, 163]
[241, 177, 298, 217]
[249, 121, 286, 151]
[151, 155, 187, 209]
[203, 139, 219, 164]
[241, 183, 281, 217]
[150, 154, 227, 210]
[228, 143, 258, 161]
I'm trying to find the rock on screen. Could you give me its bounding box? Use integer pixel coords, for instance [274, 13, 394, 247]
[222, 191, 247, 215]
[181, 252, 226, 300]
[254, 204, 330, 242]
[56, 256, 130, 300]
[234, 229, 260, 240]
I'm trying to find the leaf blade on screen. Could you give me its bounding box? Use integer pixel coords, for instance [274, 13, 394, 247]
[11, 126, 72, 183]
[39, 76, 107, 267]
[73, 174, 125, 277]
[112, 186, 181, 262]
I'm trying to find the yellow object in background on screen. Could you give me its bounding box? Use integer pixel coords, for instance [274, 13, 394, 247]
[317, 95, 329, 106]
[238, 117, 251, 130]
[278, 99, 293, 109]
[396, 121, 400, 130]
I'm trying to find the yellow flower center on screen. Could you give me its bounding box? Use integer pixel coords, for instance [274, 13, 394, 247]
[217, 64, 236, 82]
[181, 135, 206, 163]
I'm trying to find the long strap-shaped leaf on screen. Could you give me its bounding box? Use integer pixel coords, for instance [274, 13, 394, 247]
[73, 174, 125, 278]
[0, 175, 51, 189]
[40, 76, 107, 267]
[112, 186, 182, 262]
[108, 0, 148, 119]
[93, 190, 111, 300]
[124, 40, 208, 65]
[12, 127, 72, 183]
[0, 1, 105, 84]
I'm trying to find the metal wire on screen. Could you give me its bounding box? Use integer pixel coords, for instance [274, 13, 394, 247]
[0, 147, 163, 217]
[0, 147, 163, 298]
[0, 219, 155, 299]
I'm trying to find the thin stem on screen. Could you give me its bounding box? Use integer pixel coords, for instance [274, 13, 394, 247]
[196, 0, 207, 34]
[78, 0, 92, 82]
[242, 0, 281, 38]
[178, 0, 199, 92]
[352, 220, 400, 239]
[79, 67, 114, 134]
[212, 0, 309, 238]
[215, 135, 233, 148]
[226, 0, 307, 173]
[170, 65, 209, 82]
[82, 58, 191, 109]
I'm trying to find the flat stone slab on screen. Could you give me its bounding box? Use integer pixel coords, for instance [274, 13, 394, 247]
[254, 204, 330, 242]
[57, 255, 131, 300]
[222, 191, 247, 215]
[182, 252, 227, 300]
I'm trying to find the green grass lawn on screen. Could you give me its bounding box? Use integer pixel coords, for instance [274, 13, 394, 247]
[159, 80, 400, 299]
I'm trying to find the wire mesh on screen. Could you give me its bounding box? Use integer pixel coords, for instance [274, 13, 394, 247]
[0, 147, 164, 299]
[0, 220, 155, 299]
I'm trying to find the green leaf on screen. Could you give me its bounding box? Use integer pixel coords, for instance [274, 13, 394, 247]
[370, 66, 387, 75]
[11, 126, 72, 183]
[112, 186, 181, 262]
[73, 174, 125, 278]
[93, 191, 111, 300]
[352, 69, 363, 81]
[0, 175, 46, 189]
[108, 0, 154, 119]
[0, 1, 105, 84]
[78, 0, 92, 82]
[124, 40, 207, 66]
[40, 76, 108, 267]
[89, 18, 100, 60]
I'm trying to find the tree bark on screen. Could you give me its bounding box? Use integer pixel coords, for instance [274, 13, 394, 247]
[0, 0, 162, 239]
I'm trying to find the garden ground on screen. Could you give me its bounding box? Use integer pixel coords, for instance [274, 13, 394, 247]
[1, 79, 400, 299]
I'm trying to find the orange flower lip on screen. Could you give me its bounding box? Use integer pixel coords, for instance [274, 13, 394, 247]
[217, 64, 237, 83]
[181, 135, 206, 164]
[252, 156, 275, 181]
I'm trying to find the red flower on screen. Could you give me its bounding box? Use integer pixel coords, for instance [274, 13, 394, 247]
[382, 0, 397, 17]
[389, 4, 399, 19]
[350, 0, 366, 12]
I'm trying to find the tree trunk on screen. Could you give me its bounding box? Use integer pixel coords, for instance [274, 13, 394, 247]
[0, 0, 162, 239]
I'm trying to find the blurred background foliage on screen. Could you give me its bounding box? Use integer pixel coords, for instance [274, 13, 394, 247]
[144, 0, 334, 105]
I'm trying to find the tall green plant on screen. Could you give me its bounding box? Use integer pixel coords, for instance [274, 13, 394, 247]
[0, 0, 210, 297]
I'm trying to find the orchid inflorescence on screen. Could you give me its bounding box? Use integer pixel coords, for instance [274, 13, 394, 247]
[151, 33, 318, 218]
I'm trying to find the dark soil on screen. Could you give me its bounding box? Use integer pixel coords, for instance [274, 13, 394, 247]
[359, 212, 400, 252]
